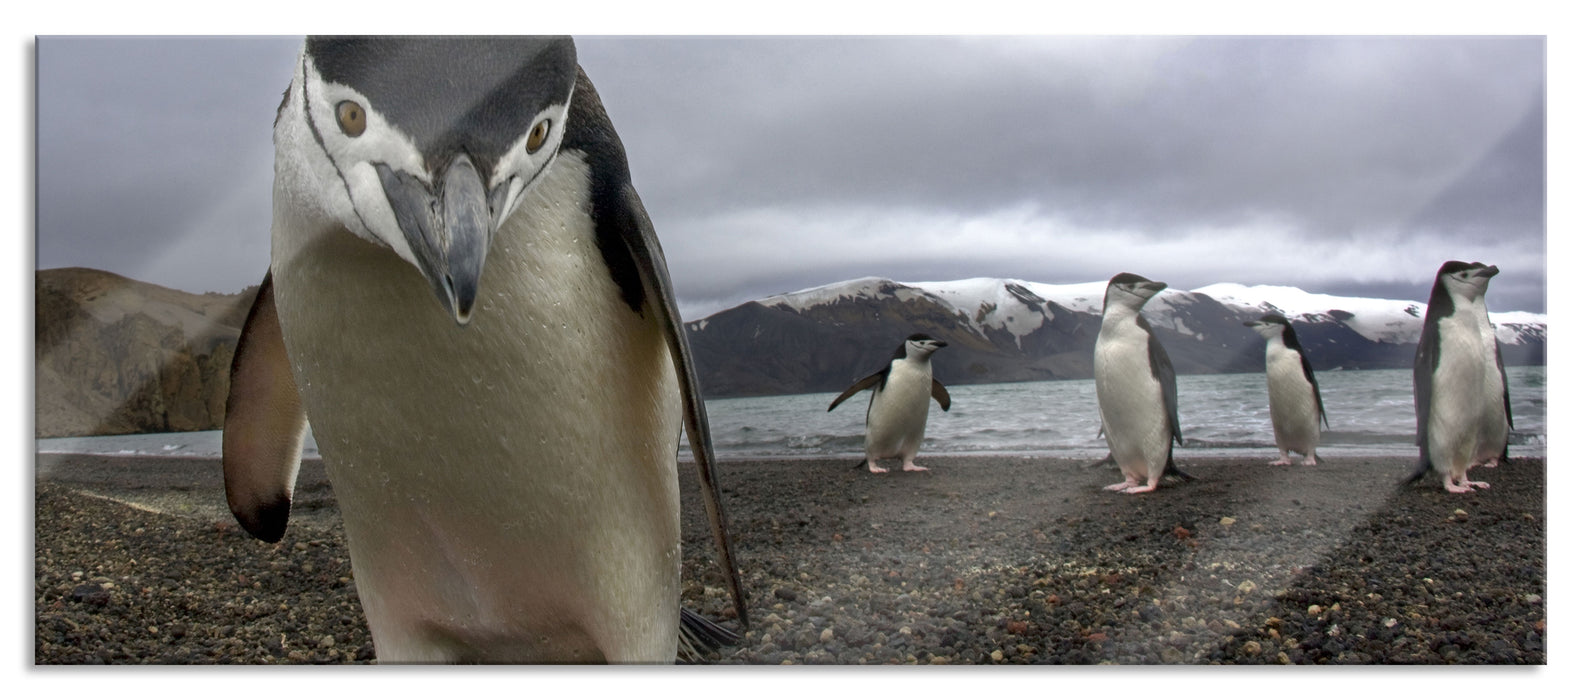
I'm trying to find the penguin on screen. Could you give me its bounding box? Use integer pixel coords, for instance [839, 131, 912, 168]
[1404, 261, 1506, 493]
[1092, 273, 1191, 494]
[827, 334, 951, 473]
[1243, 312, 1328, 466]
[221, 37, 746, 663]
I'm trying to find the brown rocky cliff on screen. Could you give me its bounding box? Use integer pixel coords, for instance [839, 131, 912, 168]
[35, 267, 258, 438]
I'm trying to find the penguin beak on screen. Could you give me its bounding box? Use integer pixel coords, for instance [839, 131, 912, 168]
[1143, 281, 1167, 294]
[1476, 265, 1500, 278]
[375, 153, 494, 326]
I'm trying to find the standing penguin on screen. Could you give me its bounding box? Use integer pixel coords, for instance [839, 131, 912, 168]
[1243, 312, 1328, 466]
[1404, 261, 1506, 493]
[222, 37, 745, 662]
[828, 334, 951, 473]
[1093, 273, 1191, 494]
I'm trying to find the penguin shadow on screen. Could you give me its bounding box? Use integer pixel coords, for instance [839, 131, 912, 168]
[1206, 457, 1546, 663]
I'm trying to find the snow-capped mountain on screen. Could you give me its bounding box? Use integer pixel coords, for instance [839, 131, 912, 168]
[684, 276, 1546, 398]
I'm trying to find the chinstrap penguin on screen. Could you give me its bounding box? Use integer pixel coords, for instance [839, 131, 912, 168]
[1403, 261, 1507, 493]
[1244, 312, 1328, 466]
[1092, 273, 1192, 494]
[222, 36, 746, 663]
[828, 334, 951, 473]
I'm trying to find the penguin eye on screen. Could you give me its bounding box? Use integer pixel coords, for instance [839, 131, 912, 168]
[337, 100, 367, 137]
[526, 119, 551, 153]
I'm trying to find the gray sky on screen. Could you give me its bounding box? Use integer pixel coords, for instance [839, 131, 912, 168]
[35, 35, 1547, 318]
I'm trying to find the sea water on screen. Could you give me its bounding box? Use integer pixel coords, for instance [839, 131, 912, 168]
[36, 366, 1546, 462]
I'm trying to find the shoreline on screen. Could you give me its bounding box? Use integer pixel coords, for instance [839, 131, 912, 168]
[35, 453, 1546, 664]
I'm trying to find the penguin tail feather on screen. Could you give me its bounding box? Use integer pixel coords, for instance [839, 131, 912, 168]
[1163, 455, 1194, 483]
[1399, 457, 1432, 489]
[677, 607, 740, 663]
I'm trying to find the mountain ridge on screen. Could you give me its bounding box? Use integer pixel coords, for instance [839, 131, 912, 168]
[32, 268, 1546, 436]
[685, 276, 1545, 398]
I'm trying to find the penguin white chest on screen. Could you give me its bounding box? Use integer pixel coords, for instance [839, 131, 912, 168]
[270, 155, 683, 662]
[1427, 307, 1488, 473]
[865, 359, 933, 457]
[1094, 318, 1170, 472]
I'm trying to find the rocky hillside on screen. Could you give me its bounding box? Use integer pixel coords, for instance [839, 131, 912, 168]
[33, 269, 1547, 435]
[684, 277, 1547, 398]
[35, 268, 257, 438]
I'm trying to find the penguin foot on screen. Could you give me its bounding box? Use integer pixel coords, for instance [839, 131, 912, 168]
[1267, 458, 1292, 466]
[1122, 482, 1159, 494]
[1442, 475, 1475, 493]
[1300, 455, 1318, 466]
[867, 463, 889, 474]
[1460, 479, 1491, 489]
[1104, 479, 1139, 492]
[901, 462, 929, 472]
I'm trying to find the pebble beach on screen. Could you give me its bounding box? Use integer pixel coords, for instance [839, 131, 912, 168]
[34, 452, 1546, 665]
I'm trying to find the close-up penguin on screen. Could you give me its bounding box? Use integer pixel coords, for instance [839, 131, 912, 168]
[1404, 260, 1510, 493]
[1244, 312, 1328, 466]
[1092, 273, 1192, 494]
[221, 36, 746, 663]
[828, 334, 951, 473]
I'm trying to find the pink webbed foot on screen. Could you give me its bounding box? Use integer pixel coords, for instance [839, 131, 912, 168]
[1104, 479, 1139, 492]
[901, 461, 929, 472]
[1460, 479, 1491, 489]
[1123, 479, 1160, 495]
[1300, 454, 1318, 466]
[1442, 475, 1473, 493]
[1268, 457, 1292, 466]
[867, 462, 888, 474]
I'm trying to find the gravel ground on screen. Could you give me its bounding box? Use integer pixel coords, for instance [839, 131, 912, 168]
[35, 452, 1545, 665]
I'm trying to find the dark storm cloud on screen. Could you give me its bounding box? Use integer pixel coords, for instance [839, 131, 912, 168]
[35, 35, 1545, 317]
[578, 36, 1545, 316]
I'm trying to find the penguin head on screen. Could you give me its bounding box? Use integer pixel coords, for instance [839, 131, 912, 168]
[1433, 260, 1499, 304]
[1102, 272, 1167, 313]
[275, 36, 579, 325]
[900, 333, 947, 361]
[1243, 312, 1292, 341]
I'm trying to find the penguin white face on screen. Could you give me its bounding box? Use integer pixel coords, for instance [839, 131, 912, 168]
[903, 335, 948, 360]
[1243, 313, 1290, 341]
[1436, 261, 1499, 304]
[278, 37, 579, 324]
[1103, 272, 1167, 313]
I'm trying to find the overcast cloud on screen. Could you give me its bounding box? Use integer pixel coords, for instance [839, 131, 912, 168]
[36, 35, 1546, 319]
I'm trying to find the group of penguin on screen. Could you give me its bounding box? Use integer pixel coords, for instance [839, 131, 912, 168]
[832, 265, 1512, 500]
[215, 37, 1515, 664]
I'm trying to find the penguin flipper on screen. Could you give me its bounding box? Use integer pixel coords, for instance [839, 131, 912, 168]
[1144, 324, 1184, 446]
[1495, 341, 1513, 429]
[1412, 316, 1439, 451]
[677, 607, 740, 662]
[931, 378, 952, 411]
[612, 184, 749, 630]
[828, 371, 883, 412]
[221, 271, 308, 543]
[1300, 353, 1330, 430]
